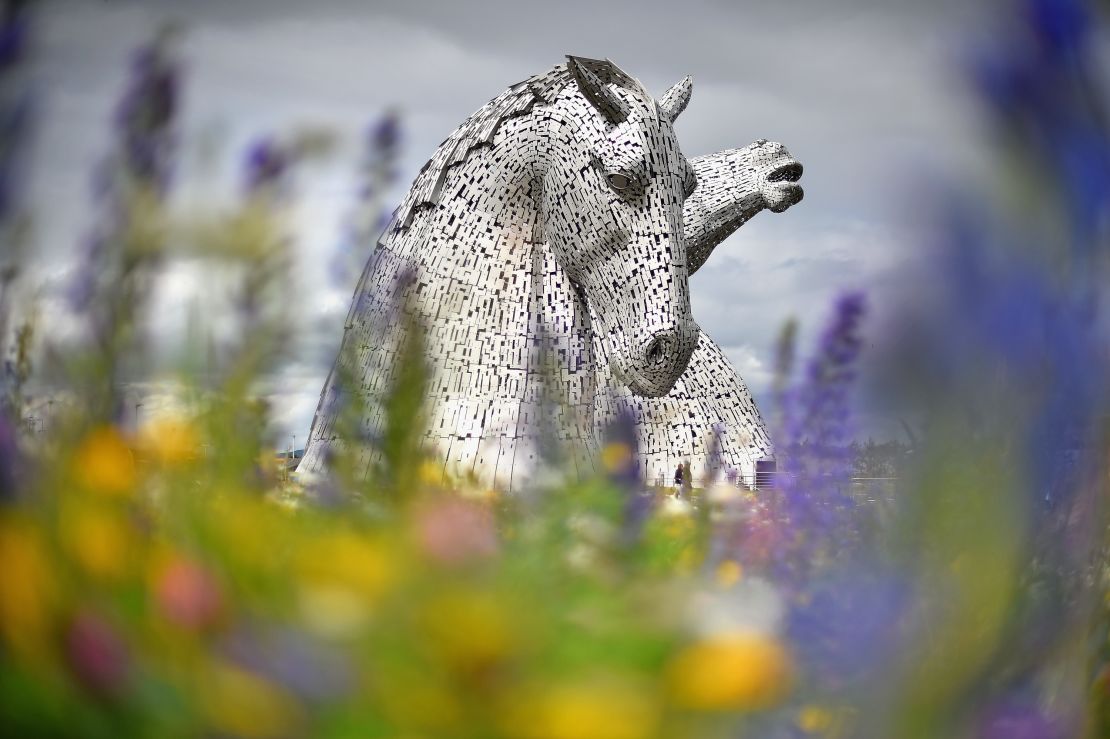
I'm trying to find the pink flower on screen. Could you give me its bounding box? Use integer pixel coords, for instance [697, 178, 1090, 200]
[414, 498, 498, 566]
[155, 557, 224, 630]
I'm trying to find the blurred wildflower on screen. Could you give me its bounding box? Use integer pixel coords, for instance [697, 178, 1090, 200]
[499, 675, 659, 739]
[115, 29, 180, 194]
[331, 109, 403, 287]
[775, 292, 867, 580]
[785, 572, 906, 690]
[202, 661, 303, 739]
[0, 518, 54, 659]
[978, 697, 1070, 739]
[0, 413, 19, 500]
[716, 559, 743, 588]
[295, 531, 395, 638]
[222, 624, 352, 704]
[242, 137, 289, 195]
[666, 631, 794, 711]
[421, 588, 515, 672]
[64, 505, 132, 580]
[66, 29, 183, 425]
[413, 496, 498, 566]
[0, 2, 29, 69]
[73, 426, 136, 495]
[796, 704, 836, 734]
[0, 0, 33, 223]
[601, 440, 633, 476]
[152, 554, 224, 631]
[138, 414, 200, 465]
[65, 609, 130, 698]
[242, 128, 336, 198]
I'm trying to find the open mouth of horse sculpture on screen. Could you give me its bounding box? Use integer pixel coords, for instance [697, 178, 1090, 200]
[299, 55, 805, 490]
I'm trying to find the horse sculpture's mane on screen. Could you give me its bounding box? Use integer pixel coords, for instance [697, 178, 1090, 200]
[393, 58, 637, 230]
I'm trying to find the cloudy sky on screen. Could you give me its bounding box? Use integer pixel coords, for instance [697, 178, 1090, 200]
[26, 0, 997, 444]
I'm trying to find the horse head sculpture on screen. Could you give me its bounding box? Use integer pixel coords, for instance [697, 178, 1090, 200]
[300, 56, 805, 490]
[544, 57, 699, 398]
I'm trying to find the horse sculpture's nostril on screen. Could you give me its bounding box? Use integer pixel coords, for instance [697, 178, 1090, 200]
[647, 338, 664, 365]
[767, 162, 803, 183]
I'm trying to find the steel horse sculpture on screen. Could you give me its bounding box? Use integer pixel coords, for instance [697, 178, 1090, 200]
[299, 56, 804, 491]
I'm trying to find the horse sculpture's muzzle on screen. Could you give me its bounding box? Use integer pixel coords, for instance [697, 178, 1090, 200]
[758, 143, 805, 214]
[624, 321, 699, 397]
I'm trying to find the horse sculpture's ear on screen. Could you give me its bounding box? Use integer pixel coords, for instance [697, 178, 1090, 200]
[567, 55, 629, 125]
[658, 76, 693, 123]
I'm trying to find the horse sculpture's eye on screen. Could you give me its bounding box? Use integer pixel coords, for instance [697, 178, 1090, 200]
[606, 173, 632, 191]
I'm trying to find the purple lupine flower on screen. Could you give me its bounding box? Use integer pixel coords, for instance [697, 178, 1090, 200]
[599, 403, 653, 543]
[67, 31, 182, 314]
[0, 412, 18, 501]
[370, 109, 401, 156]
[0, 0, 35, 438]
[330, 111, 404, 288]
[0, 1, 29, 72]
[242, 135, 289, 195]
[221, 624, 353, 703]
[1024, 0, 1090, 54]
[979, 697, 1071, 739]
[602, 404, 641, 491]
[773, 291, 867, 580]
[113, 33, 180, 194]
[0, 0, 31, 224]
[785, 571, 907, 690]
[969, 0, 1109, 249]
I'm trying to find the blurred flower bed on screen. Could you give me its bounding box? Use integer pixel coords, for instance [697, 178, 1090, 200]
[2, 1, 1110, 737]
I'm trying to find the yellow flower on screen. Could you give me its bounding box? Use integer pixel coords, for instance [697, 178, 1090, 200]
[296, 531, 394, 596]
[716, 560, 744, 588]
[499, 675, 659, 739]
[375, 666, 465, 732]
[421, 589, 514, 670]
[202, 662, 302, 738]
[601, 442, 632, 474]
[666, 632, 794, 711]
[797, 704, 835, 733]
[138, 415, 200, 465]
[418, 458, 446, 487]
[0, 519, 55, 660]
[73, 426, 136, 496]
[64, 505, 132, 580]
[295, 531, 396, 637]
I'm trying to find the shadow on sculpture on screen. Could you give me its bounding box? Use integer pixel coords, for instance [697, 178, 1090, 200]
[299, 56, 804, 492]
